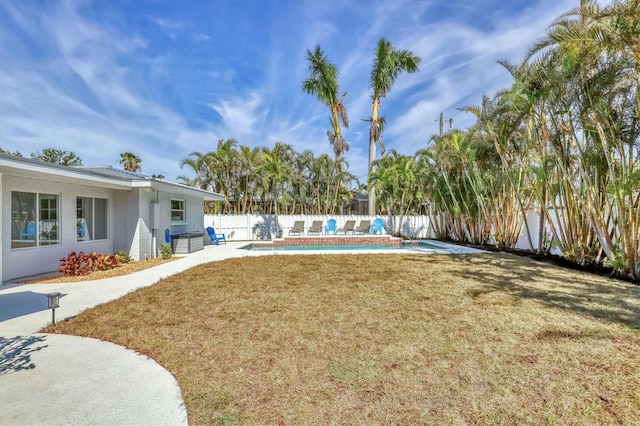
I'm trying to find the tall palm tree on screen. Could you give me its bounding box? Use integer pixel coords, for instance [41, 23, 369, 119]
[119, 152, 141, 172]
[210, 139, 240, 213]
[367, 38, 421, 214]
[238, 145, 262, 213]
[291, 149, 314, 214]
[302, 45, 350, 160]
[525, 0, 640, 278]
[259, 147, 293, 236]
[179, 151, 213, 190]
[527, 0, 640, 65]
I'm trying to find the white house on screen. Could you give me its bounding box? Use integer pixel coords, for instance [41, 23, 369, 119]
[0, 154, 224, 283]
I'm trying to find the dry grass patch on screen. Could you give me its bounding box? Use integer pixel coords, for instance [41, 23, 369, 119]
[44, 253, 640, 425]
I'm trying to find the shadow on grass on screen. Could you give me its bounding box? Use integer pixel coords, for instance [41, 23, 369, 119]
[0, 336, 48, 375]
[444, 254, 640, 330]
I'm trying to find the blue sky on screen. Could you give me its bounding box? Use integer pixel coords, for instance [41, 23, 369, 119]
[0, 0, 576, 182]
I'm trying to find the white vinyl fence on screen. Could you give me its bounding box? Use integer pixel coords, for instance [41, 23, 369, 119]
[204, 214, 435, 241]
[205, 210, 569, 254]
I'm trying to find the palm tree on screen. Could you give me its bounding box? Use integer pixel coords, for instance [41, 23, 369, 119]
[179, 151, 213, 190]
[527, 0, 640, 65]
[119, 152, 142, 172]
[525, 0, 640, 278]
[302, 45, 350, 160]
[291, 149, 314, 214]
[259, 147, 293, 236]
[210, 139, 240, 213]
[238, 145, 262, 213]
[308, 154, 334, 214]
[367, 38, 421, 214]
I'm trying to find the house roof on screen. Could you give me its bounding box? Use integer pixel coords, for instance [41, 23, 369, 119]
[0, 153, 225, 201]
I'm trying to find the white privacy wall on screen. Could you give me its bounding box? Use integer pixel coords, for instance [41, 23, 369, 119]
[204, 214, 436, 240]
[205, 211, 565, 254]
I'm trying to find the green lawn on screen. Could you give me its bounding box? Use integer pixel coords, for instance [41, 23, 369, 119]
[45, 253, 640, 425]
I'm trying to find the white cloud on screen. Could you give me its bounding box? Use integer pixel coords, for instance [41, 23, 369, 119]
[149, 17, 186, 31]
[208, 92, 267, 139]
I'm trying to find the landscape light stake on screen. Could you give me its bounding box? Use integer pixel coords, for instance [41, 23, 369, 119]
[47, 292, 61, 325]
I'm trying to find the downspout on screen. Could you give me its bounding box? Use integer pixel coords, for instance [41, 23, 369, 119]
[154, 188, 159, 258]
[150, 187, 159, 259]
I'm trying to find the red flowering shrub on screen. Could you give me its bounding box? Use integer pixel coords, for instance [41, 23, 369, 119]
[59, 251, 120, 276]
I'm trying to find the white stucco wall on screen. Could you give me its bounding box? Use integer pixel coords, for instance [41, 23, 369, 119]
[110, 188, 155, 261]
[112, 190, 131, 256]
[109, 188, 205, 261]
[157, 191, 205, 244]
[2, 171, 209, 281]
[2, 175, 118, 281]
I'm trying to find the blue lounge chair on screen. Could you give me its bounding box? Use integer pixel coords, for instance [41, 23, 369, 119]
[371, 218, 384, 234]
[325, 218, 337, 235]
[206, 227, 227, 245]
[20, 221, 36, 239]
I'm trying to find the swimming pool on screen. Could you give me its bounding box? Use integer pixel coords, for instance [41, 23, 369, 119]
[241, 240, 481, 253]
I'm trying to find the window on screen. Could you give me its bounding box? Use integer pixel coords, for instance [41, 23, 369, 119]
[77, 197, 108, 241]
[171, 199, 185, 222]
[11, 191, 59, 248]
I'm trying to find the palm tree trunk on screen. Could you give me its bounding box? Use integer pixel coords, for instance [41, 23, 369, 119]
[368, 97, 381, 216]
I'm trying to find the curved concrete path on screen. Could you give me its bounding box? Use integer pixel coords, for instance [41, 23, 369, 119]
[1, 334, 187, 425]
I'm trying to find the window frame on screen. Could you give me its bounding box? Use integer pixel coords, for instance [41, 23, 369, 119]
[11, 191, 60, 249]
[76, 196, 108, 241]
[170, 199, 186, 223]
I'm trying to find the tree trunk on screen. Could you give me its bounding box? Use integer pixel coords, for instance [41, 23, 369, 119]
[368, 135, 376, 216]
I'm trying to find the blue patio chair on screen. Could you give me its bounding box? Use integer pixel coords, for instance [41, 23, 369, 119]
[325, 218, 337, 235]
[206, 227, 227, 245]
[371, 218, 384, 234]
[20, 221, 36, 239]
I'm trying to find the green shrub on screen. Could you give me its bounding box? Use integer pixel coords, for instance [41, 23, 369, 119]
[160, 244, 173, 259]
[114, 251, 132, 264]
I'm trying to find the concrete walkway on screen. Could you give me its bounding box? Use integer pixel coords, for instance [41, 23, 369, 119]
[0, 242, 252, 425]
